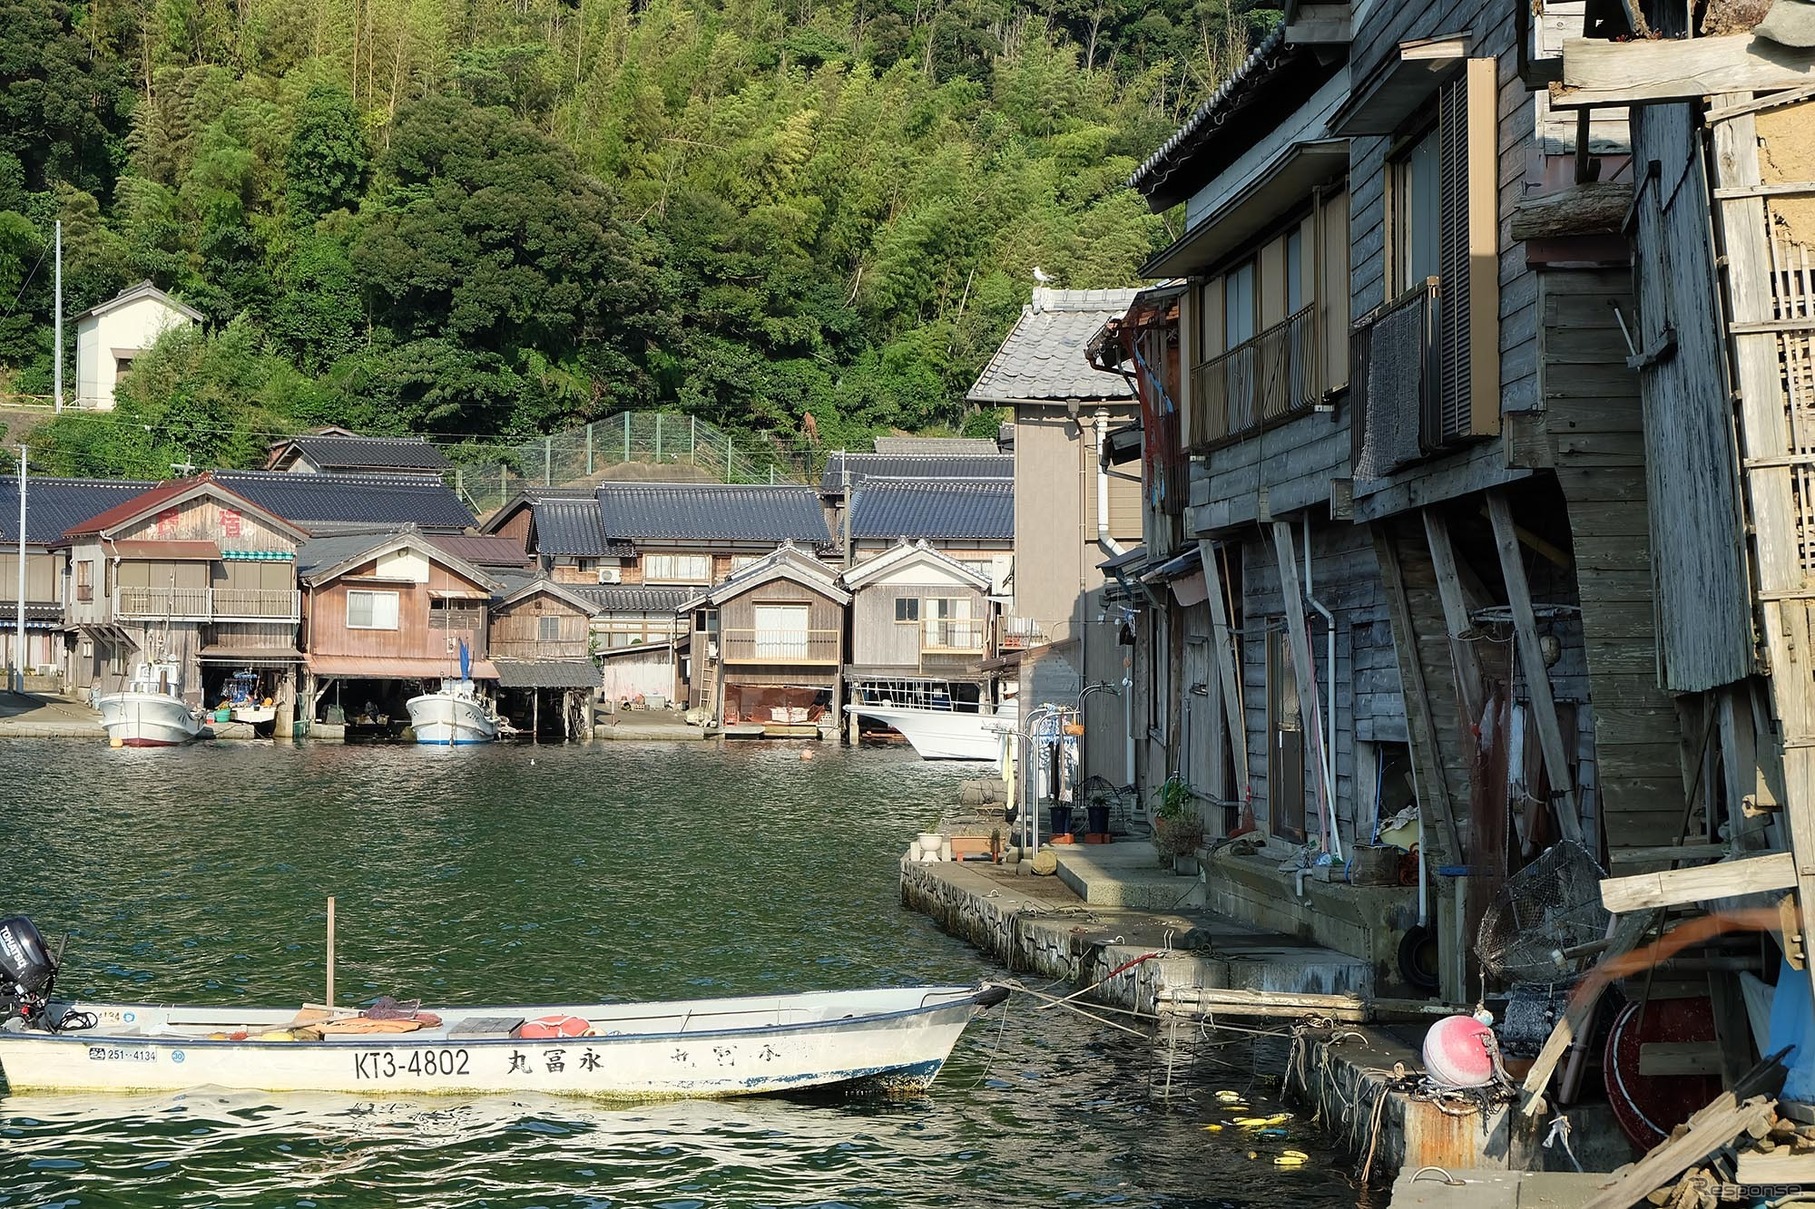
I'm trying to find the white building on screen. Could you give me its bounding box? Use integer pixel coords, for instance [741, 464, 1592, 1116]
[73, 281, 202, 411]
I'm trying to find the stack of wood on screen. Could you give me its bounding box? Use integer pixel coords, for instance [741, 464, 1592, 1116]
[1579, 1092, 1815, 1209]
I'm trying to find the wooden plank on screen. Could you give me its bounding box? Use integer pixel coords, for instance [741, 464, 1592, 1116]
[1557, 35, 1815, 109]
[1468, 58, 1501, 439]
[1579, 1095, 1774, 1209]
[1374, 527, 1461, 868]
[1511, 181, 1635, 240]
[1638, 1041, 1724, 1077]
[1736, 1151, 1815, 1184]
[1599, 851, 1795, 913]
[1198, 538, 1249, 801]
[1488, 489, 1584, 844]
[1422, 510, 1486, 736]
[1273, 521, 1337, 854]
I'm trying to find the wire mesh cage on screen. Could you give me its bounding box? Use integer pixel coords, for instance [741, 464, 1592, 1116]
[1475, 840, 1613, 988]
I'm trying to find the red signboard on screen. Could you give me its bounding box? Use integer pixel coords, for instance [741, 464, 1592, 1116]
[155, 507, 179, 537]
[221, 507, 242, 538]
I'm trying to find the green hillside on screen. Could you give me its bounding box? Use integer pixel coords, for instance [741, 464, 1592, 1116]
[0, 0, 1274, 476]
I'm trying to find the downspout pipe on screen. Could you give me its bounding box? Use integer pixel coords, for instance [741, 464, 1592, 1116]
[1304, 513, 1342, 861]
[1094, 409, 1125, 559]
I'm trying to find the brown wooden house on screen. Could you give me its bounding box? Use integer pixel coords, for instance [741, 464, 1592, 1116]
[679, 545, 848, 736]
[488, 572, 601, 739]
[295, 528, 502, 734]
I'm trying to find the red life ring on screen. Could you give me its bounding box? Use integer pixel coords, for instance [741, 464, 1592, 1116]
[517, 1015, 594, 1039]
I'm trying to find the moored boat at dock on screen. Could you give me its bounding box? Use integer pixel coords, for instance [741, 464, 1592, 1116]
[95, 663, 207, 748]
[405, 681, 501, 745]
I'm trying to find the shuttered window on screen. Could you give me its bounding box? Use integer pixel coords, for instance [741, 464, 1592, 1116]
[1432, 73, 1473, 447]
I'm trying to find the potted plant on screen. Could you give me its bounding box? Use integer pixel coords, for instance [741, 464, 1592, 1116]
[915, 815, 944, 862]
[1152, 775, 1205, 875]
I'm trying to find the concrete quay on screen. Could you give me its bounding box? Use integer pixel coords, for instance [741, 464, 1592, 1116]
[0, 691, 103, 738]
[900, 841, 1632, 1195]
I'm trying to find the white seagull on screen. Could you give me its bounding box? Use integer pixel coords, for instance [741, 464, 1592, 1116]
[1032, 266, 1054, 284]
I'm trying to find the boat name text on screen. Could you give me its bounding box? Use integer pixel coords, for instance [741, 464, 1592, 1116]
[352, 1049, 471, 1080]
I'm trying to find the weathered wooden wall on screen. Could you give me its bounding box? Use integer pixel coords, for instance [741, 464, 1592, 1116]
[306, 561, 493, 660]
[491, 593, 592, 660]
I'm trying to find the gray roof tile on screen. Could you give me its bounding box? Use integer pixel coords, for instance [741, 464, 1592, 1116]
[213, 470, 474, 531]
[285, 435, 451, 471]
[0, 477, 159, 544]
[571, 585, 696, 614]
[967, 289, 1142, 405]
[821, 452, 1012, 494]
[532, 498, 623, 557]
[595, 483, 830, 544]
[870, 437, 1001, 455]
[848, 478, 1014, 541]
[493, 659, 599, 689]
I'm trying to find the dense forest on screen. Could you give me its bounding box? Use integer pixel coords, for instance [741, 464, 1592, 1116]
[0, 0, 1275, 476]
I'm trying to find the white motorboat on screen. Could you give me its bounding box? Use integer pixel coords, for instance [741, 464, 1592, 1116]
[405, 681, 500, 745]
[96, 663, 207, 748]
[843, 697, 1017, 761]
[0, 917, 1006, 1099]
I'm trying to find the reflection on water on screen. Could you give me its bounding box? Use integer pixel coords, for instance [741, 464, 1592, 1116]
[0, 740, 1365, 1207]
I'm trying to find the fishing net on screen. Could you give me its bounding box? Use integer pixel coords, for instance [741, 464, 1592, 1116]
[1475, 840, 1613, 988]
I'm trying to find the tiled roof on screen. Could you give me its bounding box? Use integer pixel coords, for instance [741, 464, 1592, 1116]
[595, 483, 830, 544]
[1128, 22, 1293, 200]
[532, 497, 617, 557]
[212, 470, 474, 532]
[967, 289, 1142, 405]
[0, 477, 158, 544]
[283, 435, 451, 472]
[571, 585, 697, 614]
[294, 532, 400, 579]
[424, 534, 531, 568]
[871, 437, 1000, 455]
[820, 452, 1013, 494]
[60, 478, 201, 537]
[493, 659, 600, 689]
[848, 478, 1014, 542]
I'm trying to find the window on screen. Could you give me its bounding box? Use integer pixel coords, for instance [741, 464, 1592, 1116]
[753, 603, 810, 658]
[347, 590, 400, 630]
[538, 614, 563, 643]
[644, 553, 711, 584]
[1224, 259, 1256, 347]
[1285, 226, 1305, 314]
[429, 598, 481, 630]
[76, 560, 93, 603]
[895, 597, 921, 623]
[1392, 125, 1441, 295]
[730, 555, 764, 574]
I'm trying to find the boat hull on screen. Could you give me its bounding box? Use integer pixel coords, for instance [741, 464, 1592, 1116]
[405, 692, 499, 745]
[842, 704, 1009, 761]
[0, 987, 991, 1100]
[96, 693, 204, 747]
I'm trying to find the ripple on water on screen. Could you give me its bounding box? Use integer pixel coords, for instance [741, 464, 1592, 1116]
[0, 740, 1367, 1207]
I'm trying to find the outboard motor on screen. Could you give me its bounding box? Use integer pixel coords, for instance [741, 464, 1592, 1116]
[0, 916, 58, 1028]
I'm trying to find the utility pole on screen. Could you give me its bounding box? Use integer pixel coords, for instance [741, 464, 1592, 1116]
[15, 446, 26, 694]
[52, 222, 62, 413]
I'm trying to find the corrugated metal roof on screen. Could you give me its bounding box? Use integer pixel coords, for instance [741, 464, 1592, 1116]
[532, 497, 615, 556]
[212, 471, 474, 531]
[820, 452, 1013, 494]
[870, 437, 1001, 455]
[848, 478, 1014, 541]
[595, 483, 830, 544]
[283, 435, 451, 471]
[571, 585, 696, 614]
[493, 659, 600, 689]
[966, 289, 1142, 405]
[0, 477, 158, 544]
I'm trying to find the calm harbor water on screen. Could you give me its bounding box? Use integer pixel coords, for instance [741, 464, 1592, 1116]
[0, 740, 1365, 1208]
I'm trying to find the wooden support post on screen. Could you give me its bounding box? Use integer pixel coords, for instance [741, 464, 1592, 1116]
[1374, 526, 1462, 867]
[1273, 521, 1338, 854]
[1713, 98, 1815, 1009]
[1422, 509, 1487, 734]
[325, 896, 336, 1008]
[273, 669, 295, 740]
[1196, 538, 1248, 801]
[1487, 489, 1584, 845]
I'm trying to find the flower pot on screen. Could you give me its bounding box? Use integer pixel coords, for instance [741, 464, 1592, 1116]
[1085, 803, 1110, 836]
[915, 832, 944, 862]
[1173, 852, 1200, 877]
[1049, 804, 1074, 838]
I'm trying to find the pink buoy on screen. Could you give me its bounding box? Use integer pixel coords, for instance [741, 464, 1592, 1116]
[1422, 1014, 1496, 1089]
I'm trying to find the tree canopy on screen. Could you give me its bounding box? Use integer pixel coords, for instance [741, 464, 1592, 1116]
[0, 0, 1278, 474]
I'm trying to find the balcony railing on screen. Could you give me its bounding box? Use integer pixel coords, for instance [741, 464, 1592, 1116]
[999, 616, 1048, 651]
[719, 627, 841, 665]
[1350, 277, 1439, 479]
[1190, 304, 1320, 450]
[114, 587, 302, 622]
[922, 619, 985, 655]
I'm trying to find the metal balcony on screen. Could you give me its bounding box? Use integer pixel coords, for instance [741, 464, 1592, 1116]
[1190, 304, 1320, 450]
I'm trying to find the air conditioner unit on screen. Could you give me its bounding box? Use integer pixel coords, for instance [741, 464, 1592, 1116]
[598, 567, 622, 585]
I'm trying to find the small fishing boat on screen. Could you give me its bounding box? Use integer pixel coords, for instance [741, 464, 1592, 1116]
[221, 670, 276, 728]
[844, 690, 1016, 761]
[96, 662, 207, 747]
[406, 639, 499, 745]
[0, 918, 1005, 1099]
[405, 681, 500, 745]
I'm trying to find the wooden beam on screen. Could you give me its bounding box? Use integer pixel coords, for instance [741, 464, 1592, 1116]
[1555, 35, 1815, 110]
[1198, 538, 1249, 801]
[1273, 521, 1338, 853]
[1374, 526, 1462, 867]
[1510, 182, 1636, 241]
[1487, 489, 1585, 845]
[1579, 1095, 1775, 1209]
[1423, 509, 1487, 735]
[1599, 851, 1795, 913]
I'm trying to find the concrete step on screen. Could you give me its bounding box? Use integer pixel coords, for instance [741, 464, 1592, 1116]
[1054, 843, 1205, 909]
